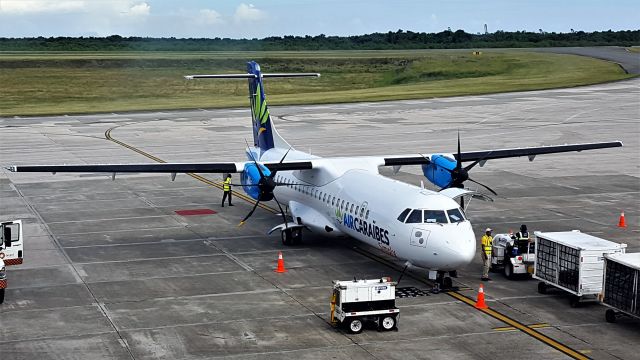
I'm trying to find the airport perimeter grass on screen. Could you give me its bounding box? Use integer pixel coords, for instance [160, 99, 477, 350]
[0, 50, 633, 116]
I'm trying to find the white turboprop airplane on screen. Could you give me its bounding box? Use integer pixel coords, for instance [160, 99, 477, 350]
[7, 61, 622, 288]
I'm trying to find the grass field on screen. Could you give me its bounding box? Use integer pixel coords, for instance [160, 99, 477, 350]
[0, 50, 634, 116]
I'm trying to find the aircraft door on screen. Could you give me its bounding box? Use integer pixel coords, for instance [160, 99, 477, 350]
[0, 220, 23, 266]
[410, 227, 430, 248]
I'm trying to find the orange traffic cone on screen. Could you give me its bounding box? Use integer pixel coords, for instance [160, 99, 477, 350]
[274, 251, 288, 273]
[475, 284, 488, 309]
[618, 211, 627, 228]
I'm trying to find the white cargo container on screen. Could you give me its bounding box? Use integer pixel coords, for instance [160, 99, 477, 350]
[602, 252, 640, 323]
[533, 230, 626, 307]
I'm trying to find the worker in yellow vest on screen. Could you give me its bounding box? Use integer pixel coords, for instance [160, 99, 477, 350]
[222, 174, 234, 207]
[481, 228, 493, 281]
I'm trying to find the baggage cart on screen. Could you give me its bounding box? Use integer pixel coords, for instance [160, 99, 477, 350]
[533, 230, 626, 307]
[601, 252, 640, 323]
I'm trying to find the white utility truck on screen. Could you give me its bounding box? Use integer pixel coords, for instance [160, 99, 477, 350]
[601, 252, 640, 323]
[491, 233, 535, 279]
[534, 230, 626, 307]
[0, 220, 24, 304]
[331, 277, 399, 333]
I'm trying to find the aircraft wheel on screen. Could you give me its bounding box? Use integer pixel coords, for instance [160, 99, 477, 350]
[348, 318, 363, 334]
[0, 289, 4, 304]
[281, 229, 293, 246]
[292, 228, 303, 245]
[442, 276, 453, 289]
[605, 309, 617, 323]
[380, 316, 396, 331]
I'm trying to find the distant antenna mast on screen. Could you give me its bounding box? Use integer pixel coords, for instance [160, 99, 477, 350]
[484, 24, 488, 34]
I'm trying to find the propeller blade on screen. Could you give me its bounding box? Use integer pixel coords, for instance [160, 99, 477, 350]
[271, 193, 289, 230]
[238, 200, 261, 226]
[464, 150, 494, 172]
[244, 139, 266, 179]
[279, 146, 293, 164]
[456, 131, 462, 173]
[468, 178, 498, 196]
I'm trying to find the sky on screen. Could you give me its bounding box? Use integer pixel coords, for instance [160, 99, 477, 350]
[0, 0, 637, 38]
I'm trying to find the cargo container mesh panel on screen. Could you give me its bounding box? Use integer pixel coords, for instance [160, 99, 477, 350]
[536, 238, 557, 282]
[636, 270, 640, 317]
[604, 260, 636, 315]
[558, 244, 579, 292]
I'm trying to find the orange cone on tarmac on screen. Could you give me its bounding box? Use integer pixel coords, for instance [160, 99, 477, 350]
[618, 211, 627, 228]
[475, 283, 488, 309]
[275, 251, 288, 273]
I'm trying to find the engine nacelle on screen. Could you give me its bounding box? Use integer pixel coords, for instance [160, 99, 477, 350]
[241, 162, 272, 200]
[421, 154, 456, 188]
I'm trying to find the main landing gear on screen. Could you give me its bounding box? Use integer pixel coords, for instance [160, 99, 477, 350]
[432, 271, 455, 293]
[281, 227, 303, 246]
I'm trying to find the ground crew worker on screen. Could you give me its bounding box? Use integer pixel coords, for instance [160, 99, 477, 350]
[222, 174, 233, 207]
[481, 228, 493, 281]
[515, 224, 529, 241]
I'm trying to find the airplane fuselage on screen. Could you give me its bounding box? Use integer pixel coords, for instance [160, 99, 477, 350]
[255, 147, 477, 271]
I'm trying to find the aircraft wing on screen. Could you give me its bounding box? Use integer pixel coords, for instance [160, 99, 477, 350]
[381, 141, 623, 166]
[5, 161, 313, 174]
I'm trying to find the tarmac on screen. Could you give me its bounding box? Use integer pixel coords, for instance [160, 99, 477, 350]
[0, 78, 639, 359]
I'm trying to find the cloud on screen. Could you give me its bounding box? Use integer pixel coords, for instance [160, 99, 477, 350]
[127, 2, 150, 17]
[234, 3, 265, 23]
[197, 8, 223, 25]
[0, 0, 84, 14]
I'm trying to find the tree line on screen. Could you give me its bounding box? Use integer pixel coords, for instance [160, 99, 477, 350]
[1, 30, 638, 51]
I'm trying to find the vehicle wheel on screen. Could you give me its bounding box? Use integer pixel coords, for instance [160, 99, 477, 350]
[0, 288, 4, 304]
[537, 282, 547, 294]
[443, 276, 453, 289]
[569, 295, 581, 308]
[605, 309, 617, 323]
[504, 263, 514, 280]
[348, 318, 363, 334]
[281, 229, 292, 246]
[292, 228, 303, 245]
[380, 316, 396, 331]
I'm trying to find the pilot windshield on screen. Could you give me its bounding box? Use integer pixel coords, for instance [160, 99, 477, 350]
[446, 208, 465, 223]
[400, 208, 465, 224]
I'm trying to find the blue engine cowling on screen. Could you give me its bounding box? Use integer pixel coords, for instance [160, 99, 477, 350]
[241, 162, 272, 200]
[421, 154, 457, 188]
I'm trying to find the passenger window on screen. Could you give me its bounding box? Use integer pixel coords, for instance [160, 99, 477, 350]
[346, 202, 350, 211]
[341, 200, 345, 210]
[397, 208, 411, 222]
[405, 209, 422, 223]
[355, 206, 359, 215]
[424, 210, 448, 224]
[447, 208, 465, 223]
[332, 197, 335, 206]
[315, 190, 318, 198]
[323, 193, 326, 202]
[350, 204, 354, 213]
[365, 209, 369, 219]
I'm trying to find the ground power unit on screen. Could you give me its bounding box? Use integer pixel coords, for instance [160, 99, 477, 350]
[331, 278, 399, 333]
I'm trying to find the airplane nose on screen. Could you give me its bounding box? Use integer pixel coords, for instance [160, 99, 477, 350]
[447, 223, 476, 267]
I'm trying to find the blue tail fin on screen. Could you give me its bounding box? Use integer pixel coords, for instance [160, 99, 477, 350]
[247, 61, 275, 152]
[184, 61, 319, 154]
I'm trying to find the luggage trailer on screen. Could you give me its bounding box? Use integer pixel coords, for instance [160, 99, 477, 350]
[533, 230, 626, 307]
[601, 253, 640, 323]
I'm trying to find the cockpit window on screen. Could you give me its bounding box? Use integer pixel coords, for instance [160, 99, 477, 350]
[405, 209, 423, 223]
[397, 208, 411, 222]
[447, 208, 465, 223]
[423, 210, 448, 224]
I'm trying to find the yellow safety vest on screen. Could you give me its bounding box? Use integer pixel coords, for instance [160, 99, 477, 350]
[517, 232, 530, 241]
[223, 177, 231, 191]
[481, 235, 493, 256]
